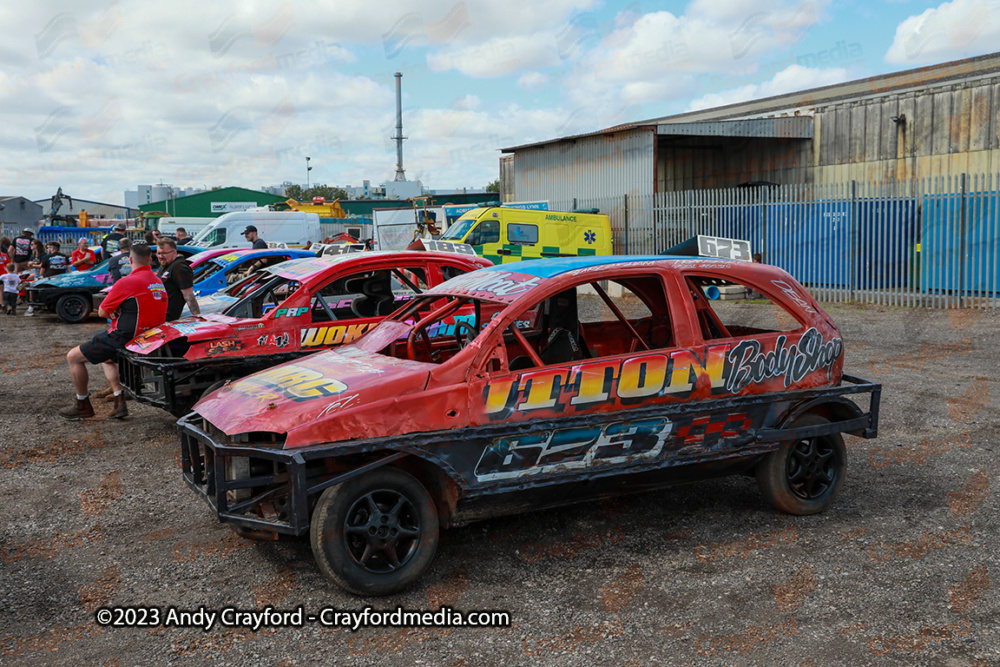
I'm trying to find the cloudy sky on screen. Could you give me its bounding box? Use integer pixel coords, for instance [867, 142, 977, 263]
[1, 0, 998, 205]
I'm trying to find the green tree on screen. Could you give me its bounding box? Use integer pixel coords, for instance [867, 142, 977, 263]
[284, 184, 304, 200]
[304, 185, 349, 201]
[486, 179, 500, 193]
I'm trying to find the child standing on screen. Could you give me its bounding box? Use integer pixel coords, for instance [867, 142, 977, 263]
[2, 264, 20, 314]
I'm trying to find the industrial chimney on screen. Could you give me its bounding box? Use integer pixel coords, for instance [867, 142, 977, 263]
[393, 72, 406, 181]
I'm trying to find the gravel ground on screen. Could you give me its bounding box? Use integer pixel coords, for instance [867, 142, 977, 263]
[0, 303, 997, 666]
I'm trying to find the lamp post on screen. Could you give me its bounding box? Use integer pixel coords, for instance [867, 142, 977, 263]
[306, 157, 312, 193]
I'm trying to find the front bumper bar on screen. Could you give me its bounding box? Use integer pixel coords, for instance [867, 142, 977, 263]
[120, 351, 302, 415]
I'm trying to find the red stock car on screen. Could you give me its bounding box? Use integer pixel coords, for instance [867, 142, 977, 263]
[119, 250, 492, 416]
[178, 255, 881, 595]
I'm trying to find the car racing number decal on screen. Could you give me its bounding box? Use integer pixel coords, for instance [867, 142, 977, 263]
[474, 418, 671, 482]
[233, 364, 347, 401]
[301, 323, 376, 348]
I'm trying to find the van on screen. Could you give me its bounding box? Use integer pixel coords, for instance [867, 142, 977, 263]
[157, 217, 212, 238]
[438, 207, 612, 264]
[189, 211, 321, 250]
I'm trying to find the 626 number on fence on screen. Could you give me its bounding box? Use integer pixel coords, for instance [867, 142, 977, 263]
[698, 235, 752, 261]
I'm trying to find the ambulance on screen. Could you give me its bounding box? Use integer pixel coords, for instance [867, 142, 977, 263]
[438, 207, 612, 264]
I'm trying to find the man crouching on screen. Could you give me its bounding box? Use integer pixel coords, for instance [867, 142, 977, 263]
[60, 243, 167, 420]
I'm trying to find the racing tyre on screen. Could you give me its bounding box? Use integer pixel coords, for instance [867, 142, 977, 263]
[310, 467, 438, 596]
[56, 293, 92, 323]
[756, 414, 845, 515]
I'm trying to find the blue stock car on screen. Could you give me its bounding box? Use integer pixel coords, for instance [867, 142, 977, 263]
[27, 245, 203, 323]
[186, 249, 316, 299]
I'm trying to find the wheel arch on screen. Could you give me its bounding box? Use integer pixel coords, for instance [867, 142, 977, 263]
[780, 396, 865, 436]
[389, 454, 463, 529]
[306, 451, 465, 529]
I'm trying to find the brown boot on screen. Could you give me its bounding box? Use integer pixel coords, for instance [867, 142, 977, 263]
[93, 384, 115, 399]
[59, 397, 95, 420]
[108, 393, 128, 420]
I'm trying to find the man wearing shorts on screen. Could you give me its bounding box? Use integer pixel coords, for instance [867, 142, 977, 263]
[59, 244, 167, 420]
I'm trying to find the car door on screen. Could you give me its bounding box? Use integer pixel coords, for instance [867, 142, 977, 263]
[299, 263, 431, 351]
[464, 269, 690, 486]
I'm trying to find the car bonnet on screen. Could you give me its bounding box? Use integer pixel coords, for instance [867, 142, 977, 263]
[193, 346, 433, 438]
[125, 315, 239, 353]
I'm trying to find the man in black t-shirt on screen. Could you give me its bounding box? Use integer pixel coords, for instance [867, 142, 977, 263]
[243, 225, 268, 249]
[12, 229, 33, 272]
[156, 238, 199, 321]
[107, 237, 132, 283]
[243, 225, 271, 271]
[102, 222, 127, 257]
[41, 242, 69, 277]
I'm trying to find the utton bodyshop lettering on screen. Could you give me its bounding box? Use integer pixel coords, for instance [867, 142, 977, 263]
[483, 328, 841, 419]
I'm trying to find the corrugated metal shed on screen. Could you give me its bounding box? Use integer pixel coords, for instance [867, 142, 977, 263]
[0, 197, 44, 229]
[502, 53, 1000, 194]
[502, 53, 1000, 153]
[512, 129, 656, 203]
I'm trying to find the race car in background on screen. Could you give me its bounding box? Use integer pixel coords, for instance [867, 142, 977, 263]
[26, 245, 202, 323]
[185, 248, 316, 297]
[119, 249, 492, 416]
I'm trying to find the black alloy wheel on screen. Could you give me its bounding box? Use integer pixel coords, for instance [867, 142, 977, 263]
[756, 413, 846, 515]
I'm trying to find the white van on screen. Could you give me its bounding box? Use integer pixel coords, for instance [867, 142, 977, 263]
[157, 217, 212, 238]
[189, 211, 321, 250]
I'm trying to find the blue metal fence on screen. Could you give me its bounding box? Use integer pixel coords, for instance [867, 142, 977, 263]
[553, 175, 1000, 308]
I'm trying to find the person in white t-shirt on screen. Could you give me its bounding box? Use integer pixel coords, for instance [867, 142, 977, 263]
[2, 264, 21, 315]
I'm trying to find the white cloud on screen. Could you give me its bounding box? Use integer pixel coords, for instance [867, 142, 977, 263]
[687, 64, 849, 110]
[562, 0, 830, 111]
[428, 36, 561, 77]
[451, 94, 481, 110]
[517, 72, 550, 91]
[885, 0, 1000, 64]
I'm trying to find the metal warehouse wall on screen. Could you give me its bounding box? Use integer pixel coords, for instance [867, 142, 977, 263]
[512, 130, 655, 204]
[811, 76, 1000, 185]
[0, 198, 44, 228]
[657, 76, 1000, 191]
[499, 155, 515, 203]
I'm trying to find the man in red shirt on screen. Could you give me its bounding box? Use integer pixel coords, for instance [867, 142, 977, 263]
[59, 244, 167, 420]
[70, 237, 97, 271]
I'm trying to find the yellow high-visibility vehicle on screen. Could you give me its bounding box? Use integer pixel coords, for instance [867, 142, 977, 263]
[439, 207, 612, 264]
